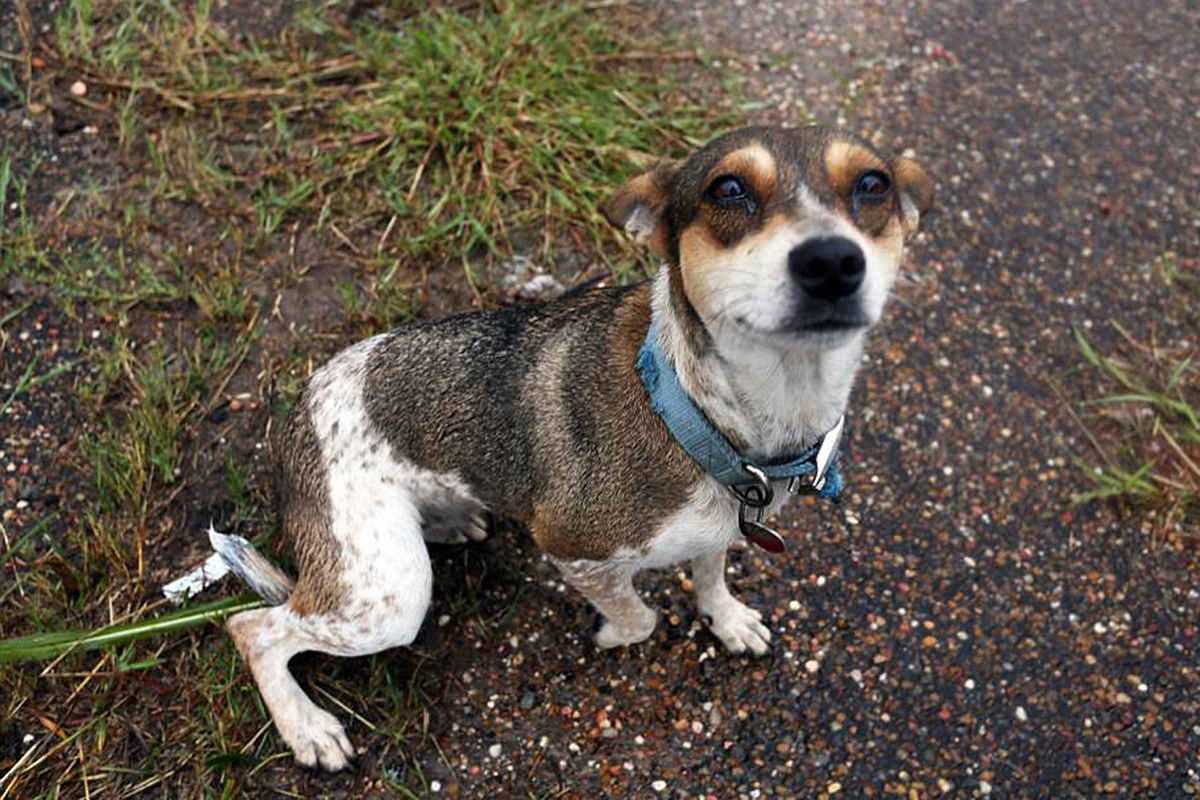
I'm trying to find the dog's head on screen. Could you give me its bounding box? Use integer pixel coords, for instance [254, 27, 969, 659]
[605, 126, 933, 349]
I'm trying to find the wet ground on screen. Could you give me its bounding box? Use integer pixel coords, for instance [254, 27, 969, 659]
[417, 1, 1200, 797]
[3, 0, 1198, 797]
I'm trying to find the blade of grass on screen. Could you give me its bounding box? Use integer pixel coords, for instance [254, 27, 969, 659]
[0, 595, 263, 664]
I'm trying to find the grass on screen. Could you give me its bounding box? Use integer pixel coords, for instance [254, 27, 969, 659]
[38, 0, 697, 287]
[0, 0, 734, 795]
[1068, 253, 1200, 544]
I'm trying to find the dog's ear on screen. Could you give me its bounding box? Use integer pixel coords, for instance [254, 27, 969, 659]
[892, 157, 933, 237]
[602, 162, 679, 259]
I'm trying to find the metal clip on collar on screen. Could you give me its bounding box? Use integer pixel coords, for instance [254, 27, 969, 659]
[731, 463, 785, 553]
[730, 463, 773, 509]
[787, 415, 845, 495]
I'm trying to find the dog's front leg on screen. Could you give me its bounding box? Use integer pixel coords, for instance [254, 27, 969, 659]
[552, 558, 658, 649]
[692, 549, 771, 655]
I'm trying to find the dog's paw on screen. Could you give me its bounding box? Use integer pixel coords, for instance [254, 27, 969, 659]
[464, 512, 489, 542]
[421, 512, 488, 545]
[703, 597, 771, 656]
[594, 606, 658, 649]
[284, 706, 356, 772]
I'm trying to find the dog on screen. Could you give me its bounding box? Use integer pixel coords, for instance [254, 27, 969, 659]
[210, 125, 933, 770]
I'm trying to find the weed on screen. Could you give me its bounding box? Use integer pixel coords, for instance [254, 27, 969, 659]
[0, 151, 45, 278]
[1068, 255, 1200, 542]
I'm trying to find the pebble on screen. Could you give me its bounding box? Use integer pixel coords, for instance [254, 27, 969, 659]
[652, 779, 668, 792]
[488, 743, 501, 758]
[805, 659, 820, 674]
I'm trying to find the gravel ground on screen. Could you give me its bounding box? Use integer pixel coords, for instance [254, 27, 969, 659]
[416, 1, 1200, 798]
[3, 0, 1198, 797]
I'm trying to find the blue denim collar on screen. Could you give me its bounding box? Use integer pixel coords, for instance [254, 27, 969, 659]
[636, 318, 844, 501]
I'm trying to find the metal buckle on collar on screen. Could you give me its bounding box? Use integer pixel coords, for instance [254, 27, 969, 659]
[730, 462, 773, 509]
[787, 415, 844, 495]
[730, 464, 785, 553]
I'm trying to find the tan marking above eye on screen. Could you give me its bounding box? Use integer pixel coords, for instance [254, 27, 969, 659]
[824, 140, 889, 198]
[704, 143, 778, 203]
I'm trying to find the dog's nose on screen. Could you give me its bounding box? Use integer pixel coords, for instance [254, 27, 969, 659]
[788, 237, 866, 301]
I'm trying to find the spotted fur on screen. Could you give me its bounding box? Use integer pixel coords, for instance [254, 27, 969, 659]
[217, 125, 933, 771]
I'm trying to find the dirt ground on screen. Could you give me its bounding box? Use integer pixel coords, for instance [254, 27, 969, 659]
[2, 0, 1198, 797]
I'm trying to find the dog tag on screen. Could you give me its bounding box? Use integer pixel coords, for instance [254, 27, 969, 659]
[739, 518, 786, 553]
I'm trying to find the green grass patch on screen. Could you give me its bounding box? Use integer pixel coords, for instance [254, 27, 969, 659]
[0, 0, 737, 794]
[44, 0, 721, 294]
[1069, 254, 1200, 541]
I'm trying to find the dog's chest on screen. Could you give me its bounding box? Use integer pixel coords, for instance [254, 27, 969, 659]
[608, 480, 739, 568]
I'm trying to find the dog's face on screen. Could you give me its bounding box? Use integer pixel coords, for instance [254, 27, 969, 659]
[605, 126, 933, 348]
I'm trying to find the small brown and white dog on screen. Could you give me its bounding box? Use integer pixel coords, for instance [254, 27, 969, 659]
[210, 125, 932, 770]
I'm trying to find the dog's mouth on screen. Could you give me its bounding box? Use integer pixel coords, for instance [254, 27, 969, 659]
[790, 316, 871, 334]
[726, 312, 871, 343]
[778, 293, 874, 333]
[769, 305, 873, 337]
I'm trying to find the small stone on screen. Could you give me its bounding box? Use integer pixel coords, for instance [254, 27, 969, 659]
[70, 80, 87, 96]
[1015, 706, 1028, 722]
[488, 743, 501, 758]
[652, 779, 668, 792]
[828, 781, 842, 793]
[979, 779, 992, 795]
[805, 659, 820, 674]
[964, 678, 976, 690]
[27, 102, 46, 114]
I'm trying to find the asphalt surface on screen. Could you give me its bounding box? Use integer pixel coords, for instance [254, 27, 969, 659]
[415, 1, 1200, 797]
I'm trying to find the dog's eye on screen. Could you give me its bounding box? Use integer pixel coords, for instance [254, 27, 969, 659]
[853, 170, 891, 200]
[706, 175, 752, 208]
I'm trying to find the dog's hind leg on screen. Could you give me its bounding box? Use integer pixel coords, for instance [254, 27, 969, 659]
[552, 558, 658, 649]
[223, 503, 433, 771]
[225, 606, 357, 770]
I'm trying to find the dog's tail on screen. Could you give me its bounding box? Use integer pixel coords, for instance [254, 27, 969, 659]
[208, 525, 295, 606]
